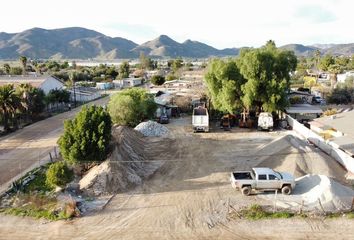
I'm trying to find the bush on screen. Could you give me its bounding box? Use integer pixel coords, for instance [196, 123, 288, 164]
[323, 108, 337, 116]
[289, 96, 303, 104]
[108, 88, 157, 127]
[58, 105, 112, 164]
[46, 162, 73, 188]
[326, 87, 352, 104]
[151, 75, 165, 85]
[166, 74, 176, 81]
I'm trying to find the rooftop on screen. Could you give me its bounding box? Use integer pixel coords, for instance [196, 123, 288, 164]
[286, 104, 323, 114]
[312, 110, 354, 136]
[0, 75, 62, 88]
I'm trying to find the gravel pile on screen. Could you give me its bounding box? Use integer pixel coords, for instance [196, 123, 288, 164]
[265, 174, 354, 212]
[296, 174, 354, 212]
[134, 120, 170, 137]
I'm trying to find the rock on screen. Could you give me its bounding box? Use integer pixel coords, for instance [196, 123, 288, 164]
[134, 121, 170, 137]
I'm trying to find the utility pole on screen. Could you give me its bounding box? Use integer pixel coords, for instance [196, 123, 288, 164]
[73, 80, 77, 108]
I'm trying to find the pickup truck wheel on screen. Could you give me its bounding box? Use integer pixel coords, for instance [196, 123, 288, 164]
[241, 186, 251, 196]
[281, 185, 292, 195]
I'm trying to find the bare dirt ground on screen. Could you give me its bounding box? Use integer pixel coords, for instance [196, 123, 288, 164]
[0, 117, 353, 240]
[0, 97, 109, 189]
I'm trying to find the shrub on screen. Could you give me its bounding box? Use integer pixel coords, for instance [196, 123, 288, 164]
[289, 96, 303, 104]
[323, 108, 337, 116]
[166, 74, 176, 81]
[108, 88, 157, 127]
[58, 105, 112, 164]
[151, 75, 165, 85]
[46, 162, 74, 188]
[326, 88, 352, 104]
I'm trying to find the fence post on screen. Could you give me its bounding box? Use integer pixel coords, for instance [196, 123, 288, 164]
[273, 190, 278, 213]
[54, 147, 58, 159]
[318, 198, 326, 215]
[49, 152, 53, 162]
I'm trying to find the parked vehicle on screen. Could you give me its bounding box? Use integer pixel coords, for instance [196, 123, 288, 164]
[230, 167, 295, 196]
[159, 114, 169, 124]
[257, 112, 273, 131]
[220, 114, 237, 130]
[192, 106, 209, 132]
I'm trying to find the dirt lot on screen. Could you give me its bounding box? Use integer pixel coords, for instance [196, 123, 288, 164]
[0, 117, 353, 240]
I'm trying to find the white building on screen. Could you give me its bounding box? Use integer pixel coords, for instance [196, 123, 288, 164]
[68, 87, 101, 102]
[113, 78, 143, 88]
[337, 71, 354, 83]
[0, 75, 64, 94]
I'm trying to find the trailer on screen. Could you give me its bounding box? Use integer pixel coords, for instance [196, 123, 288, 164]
[192, 106, 209, 132]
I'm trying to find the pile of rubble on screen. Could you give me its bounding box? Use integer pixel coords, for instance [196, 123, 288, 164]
[134, 120, 170, 137]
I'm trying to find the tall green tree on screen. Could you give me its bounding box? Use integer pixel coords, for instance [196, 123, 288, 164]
[150, 75, 165, 85]
[3, 63, 10, 74]
[19, 56, 27, 74]
[118, 61, 130, 79]
[108, 88, 157, 127]
[204, 59, 246, 113]
[16, 83, 45, 120]
[238, 41, 297, 112]
[319, 55, 345, 88]
[0, 84, 21, 132]
[58, 105, 112, 164]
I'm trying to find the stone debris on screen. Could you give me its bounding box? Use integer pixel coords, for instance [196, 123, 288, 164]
[134, 120, 170, 137]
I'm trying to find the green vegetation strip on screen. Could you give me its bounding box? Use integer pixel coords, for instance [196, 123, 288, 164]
[230, 204, 354, 220]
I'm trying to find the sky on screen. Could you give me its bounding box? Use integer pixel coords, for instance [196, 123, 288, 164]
[1, 0, 353, 49]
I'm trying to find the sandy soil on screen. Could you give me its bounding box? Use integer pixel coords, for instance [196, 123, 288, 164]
[0, 117, 353, 239]
[0, 97, 109, 190]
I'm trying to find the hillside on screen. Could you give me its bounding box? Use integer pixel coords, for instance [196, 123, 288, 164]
[132, 35, 239, 58]
[0, 27, 353, 59]
[0, 28, 239, 59]
[279, 44, 319, 56]
[0, 27, 138, 59]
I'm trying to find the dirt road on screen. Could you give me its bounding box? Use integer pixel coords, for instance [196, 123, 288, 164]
[0, 117, 353, 239]
[0, 97, 109, 188]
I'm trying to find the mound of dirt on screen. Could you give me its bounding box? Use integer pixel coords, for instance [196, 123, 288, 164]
[134, 120, 170, 137]
[79, 126, 173, 196]
[256, 134, 346, 182]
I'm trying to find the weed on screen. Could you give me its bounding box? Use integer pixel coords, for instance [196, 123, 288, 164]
[237, 204, 294, 220]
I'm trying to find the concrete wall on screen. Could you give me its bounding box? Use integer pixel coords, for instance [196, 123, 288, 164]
[287, 115, 354, 173]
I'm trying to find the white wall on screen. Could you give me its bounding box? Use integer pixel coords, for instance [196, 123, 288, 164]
[287, 115, 354, 174]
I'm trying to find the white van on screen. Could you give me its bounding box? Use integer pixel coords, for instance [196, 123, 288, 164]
[257, 112, 273, 131]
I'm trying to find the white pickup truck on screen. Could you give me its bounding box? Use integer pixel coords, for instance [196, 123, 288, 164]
[230, 167, 295, 196]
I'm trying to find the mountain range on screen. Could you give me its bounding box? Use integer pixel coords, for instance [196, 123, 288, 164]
[0, 27, 353, 59]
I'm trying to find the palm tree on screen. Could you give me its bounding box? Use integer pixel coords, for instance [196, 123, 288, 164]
[17, 83, 33, 121]
[0, 84, 21, 132]
[19, 56, 27, 75]
[328, 64, 342, 89]
[3, 63, 10, 75]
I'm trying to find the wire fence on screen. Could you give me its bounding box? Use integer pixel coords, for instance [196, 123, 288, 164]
[0, 146, 61, 196]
